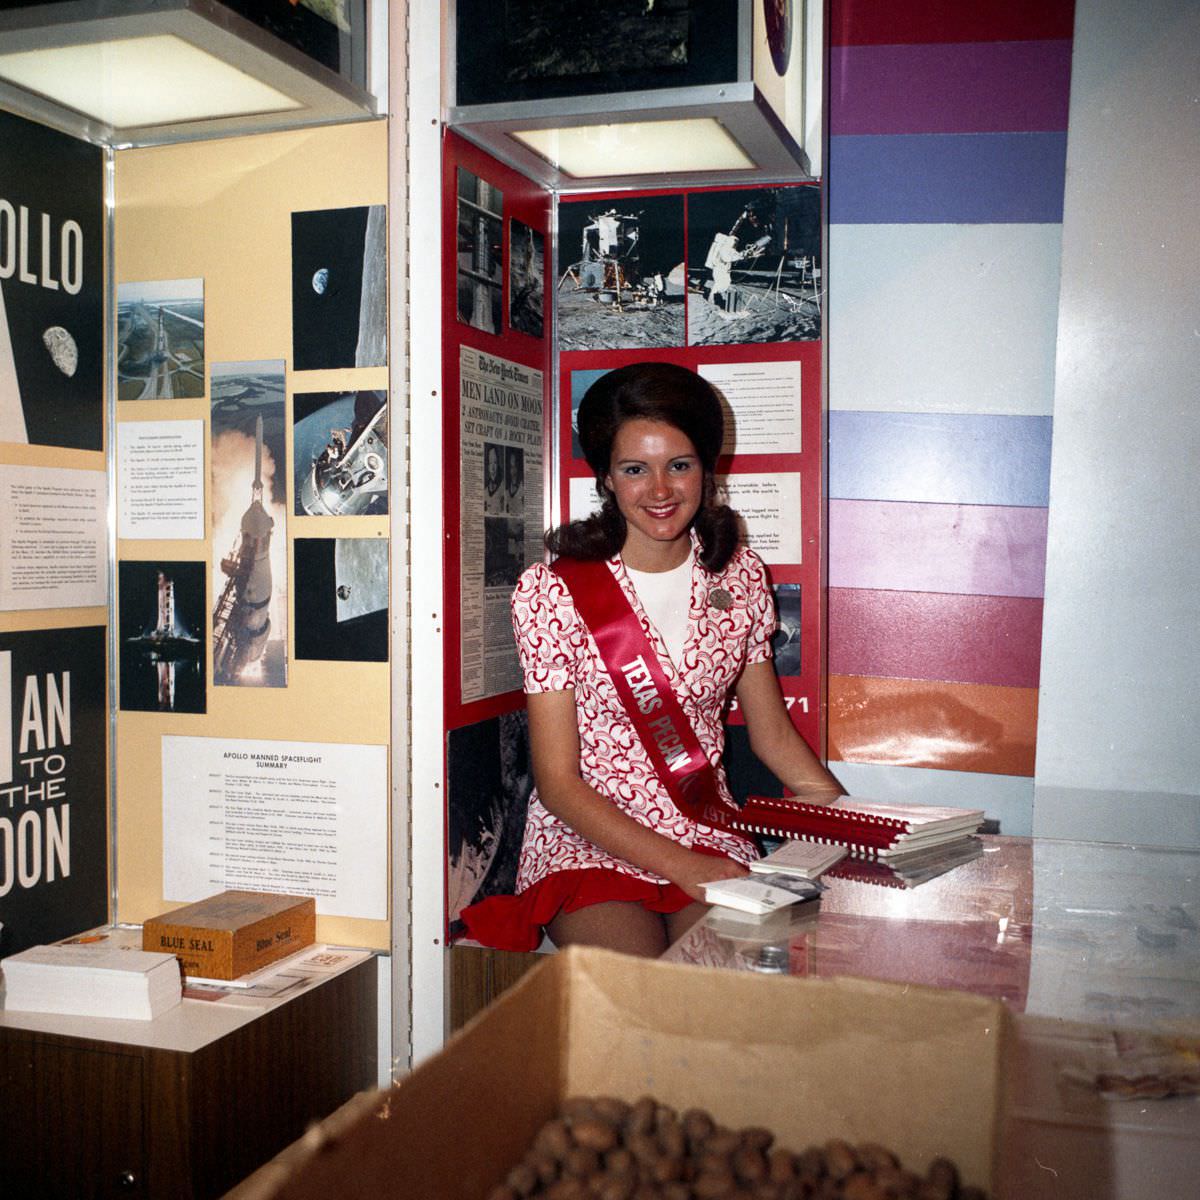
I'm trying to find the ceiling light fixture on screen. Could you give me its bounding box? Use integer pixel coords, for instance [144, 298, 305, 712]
[0, 1, 376, 148]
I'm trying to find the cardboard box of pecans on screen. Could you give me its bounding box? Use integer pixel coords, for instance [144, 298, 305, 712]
[247, 947, 1008, 1198]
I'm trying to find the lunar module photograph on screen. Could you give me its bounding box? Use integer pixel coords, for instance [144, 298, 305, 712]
[296, 390, 388, 517]
[557, 196, 686, 349]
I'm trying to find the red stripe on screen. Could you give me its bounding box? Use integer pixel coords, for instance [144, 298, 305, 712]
[831, 0, 1076, 46]
[829, 588, 1043, 688]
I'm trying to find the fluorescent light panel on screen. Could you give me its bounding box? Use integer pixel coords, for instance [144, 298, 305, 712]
[512, 118, 755, 178]
[0, 33, 302, 127]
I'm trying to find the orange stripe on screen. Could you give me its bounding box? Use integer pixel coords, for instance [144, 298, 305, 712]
[828, 674, 1038, 776]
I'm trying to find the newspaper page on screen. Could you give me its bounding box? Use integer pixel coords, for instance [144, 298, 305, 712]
[459, 346, 544, 702]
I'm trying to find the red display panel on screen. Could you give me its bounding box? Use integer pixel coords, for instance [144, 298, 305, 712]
[556, 182, 826, 758]
[441, 131, 552, 731]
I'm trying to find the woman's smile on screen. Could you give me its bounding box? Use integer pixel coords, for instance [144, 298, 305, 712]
[605, 417, 703, 570]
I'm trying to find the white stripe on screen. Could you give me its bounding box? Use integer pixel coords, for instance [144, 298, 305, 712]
[828, 224, 1063, 417]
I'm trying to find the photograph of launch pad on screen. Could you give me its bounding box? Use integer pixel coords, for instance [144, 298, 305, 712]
[118, 560, 206, 714]
[116, 278, 205, 400]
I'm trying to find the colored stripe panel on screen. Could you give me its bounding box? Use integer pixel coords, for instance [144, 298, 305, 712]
[830, 0, 1077, 47]
[828, 674, 1038, 777]
[829, 411, 1053, 506]
[828, 223, 1063, 416]
[828, 133, 1068, 224]
[829, 500, 1048, 597]
[828, 588, 1044, 688]
[830, 41, 1073, 135]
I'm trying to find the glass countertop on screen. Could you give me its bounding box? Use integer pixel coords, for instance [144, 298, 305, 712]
[663, 836, 1200, 1031]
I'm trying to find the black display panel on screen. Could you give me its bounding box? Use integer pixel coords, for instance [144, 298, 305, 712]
[456, 0, 740, 106]
[0, 108, 103, 452]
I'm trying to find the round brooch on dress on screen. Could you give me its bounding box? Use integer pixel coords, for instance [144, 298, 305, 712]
[708, 588, 733, 611]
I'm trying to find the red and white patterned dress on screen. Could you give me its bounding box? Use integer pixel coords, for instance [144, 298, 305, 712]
[459, 538, 777, 950]
[513, 541, 775, 888]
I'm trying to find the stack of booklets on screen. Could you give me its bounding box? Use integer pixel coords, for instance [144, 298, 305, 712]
[1, 942, 182, 1020]
[700, 872, 822, 917]
[828, 837, 986, 889]
[749, 840, 848, 879]
[725, 796, 985, 861]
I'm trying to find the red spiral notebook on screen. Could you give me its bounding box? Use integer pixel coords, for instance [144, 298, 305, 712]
[720, 796, 985, 861]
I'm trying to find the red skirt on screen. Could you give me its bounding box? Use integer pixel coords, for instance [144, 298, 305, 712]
[459, 846, 738, 953]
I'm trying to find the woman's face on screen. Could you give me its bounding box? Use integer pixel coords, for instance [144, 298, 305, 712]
[605, 417, 702, 566]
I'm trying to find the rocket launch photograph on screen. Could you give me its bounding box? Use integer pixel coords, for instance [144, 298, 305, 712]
[210, 360, 289, 688]
[117, 560, 206, 713]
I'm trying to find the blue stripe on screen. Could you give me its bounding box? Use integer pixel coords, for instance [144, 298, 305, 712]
[829, 411, 1053, 506]
[828, 132, 1068, 224]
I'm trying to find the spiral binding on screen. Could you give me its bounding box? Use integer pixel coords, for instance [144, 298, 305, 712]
[725, 820, 892, 860]
[723, 795, 906, 855]
[742, 795, 908, 830]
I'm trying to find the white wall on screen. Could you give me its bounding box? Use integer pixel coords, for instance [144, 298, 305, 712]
[1034, 0, 1200, 846]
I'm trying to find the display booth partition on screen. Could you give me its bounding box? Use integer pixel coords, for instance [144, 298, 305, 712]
[440, 128, 827, 1024]
[0, 109, 393, 964]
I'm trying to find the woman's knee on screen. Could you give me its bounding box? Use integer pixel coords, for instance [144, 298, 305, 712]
[547, 901, 669, 957]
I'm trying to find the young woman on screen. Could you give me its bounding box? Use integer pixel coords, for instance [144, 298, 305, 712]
[461, 362, 841, 956]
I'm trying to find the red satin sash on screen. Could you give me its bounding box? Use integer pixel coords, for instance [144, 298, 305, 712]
[552, 556, 737, 827]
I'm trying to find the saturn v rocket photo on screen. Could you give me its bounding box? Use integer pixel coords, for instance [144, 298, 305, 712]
[212, 414, 274, 684]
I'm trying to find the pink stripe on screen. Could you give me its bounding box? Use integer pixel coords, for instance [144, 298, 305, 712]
[831, 41, 1073, 134]
[829, 589, 1043, 688]
[829, 500, 1047, 597]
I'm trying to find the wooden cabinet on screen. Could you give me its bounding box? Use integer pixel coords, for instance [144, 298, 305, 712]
[0, 958, 376, 1199]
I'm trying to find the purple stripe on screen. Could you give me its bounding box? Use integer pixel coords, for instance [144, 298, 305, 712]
[829, 500, 1048, 598]
[831, 41, 1073, 135]
[828, 132, 1067, 223]
[829, 588, 1044, 688]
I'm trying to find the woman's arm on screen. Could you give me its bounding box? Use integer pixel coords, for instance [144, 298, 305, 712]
[734, 660, 842, 801]
[527, 688, 747, 902]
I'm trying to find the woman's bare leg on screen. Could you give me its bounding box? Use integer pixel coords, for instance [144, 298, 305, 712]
[547, 901, 669, 957]
[664, 902, 709, 946]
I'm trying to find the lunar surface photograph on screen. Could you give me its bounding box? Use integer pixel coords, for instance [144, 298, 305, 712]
[446, 710, 532, 927]
[557, 194, 685, 350]
[455, 0, 740, 110]
[508, 217, 544, 339]
[502, 0, 689, 83]
[116, 278, 205, 400]
[294, 535, 388, 662]
[687, 186, 821, 346]
[291, 204, 387, 370]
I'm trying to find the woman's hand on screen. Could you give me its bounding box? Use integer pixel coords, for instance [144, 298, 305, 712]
[663, 846, 749, 904]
